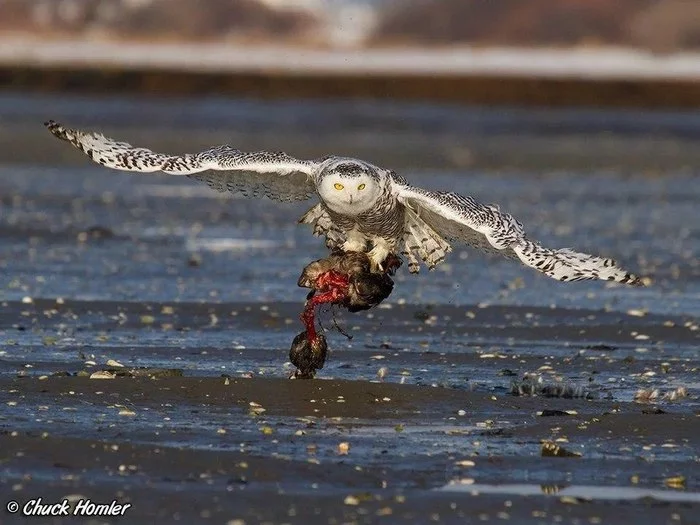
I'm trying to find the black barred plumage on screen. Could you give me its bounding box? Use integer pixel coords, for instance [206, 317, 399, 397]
[45, 120, 320, 202]
[46, 120, 644, 286]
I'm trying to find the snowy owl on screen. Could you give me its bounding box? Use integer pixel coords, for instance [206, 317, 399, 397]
[45, 120, 642, 285]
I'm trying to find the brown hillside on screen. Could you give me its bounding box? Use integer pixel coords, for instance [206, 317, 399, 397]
[370, 0, 700, 51]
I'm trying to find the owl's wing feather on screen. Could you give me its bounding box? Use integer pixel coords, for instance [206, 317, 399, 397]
[45, 120, 321, 202]
[394, 181, 643, 285]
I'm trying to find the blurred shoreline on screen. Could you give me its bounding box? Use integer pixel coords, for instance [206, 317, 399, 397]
[4, 38, 700, 79]
[1, 38, 700, 108]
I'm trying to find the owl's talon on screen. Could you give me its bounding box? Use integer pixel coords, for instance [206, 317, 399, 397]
[382, 253, 403, 276]
[371, 261, 384, 273]
[367, 246, 391, 274]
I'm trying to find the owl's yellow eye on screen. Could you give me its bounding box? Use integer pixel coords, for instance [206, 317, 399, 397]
[357, 183, 366, 191]
[334, 183, 344, 190]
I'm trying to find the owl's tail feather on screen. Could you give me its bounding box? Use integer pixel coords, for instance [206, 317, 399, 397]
[513, 240, 644, 286]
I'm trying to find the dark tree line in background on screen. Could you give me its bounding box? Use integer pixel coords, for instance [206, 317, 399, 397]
[0, 0, 317, 42]
[372, 0, 700, 52]
[0, 0, 698, 51]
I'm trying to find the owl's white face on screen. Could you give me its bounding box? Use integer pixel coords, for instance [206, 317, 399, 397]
[317, 164, 381, 216]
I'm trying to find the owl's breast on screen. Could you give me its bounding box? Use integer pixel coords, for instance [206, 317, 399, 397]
[356, 196, 405, 239]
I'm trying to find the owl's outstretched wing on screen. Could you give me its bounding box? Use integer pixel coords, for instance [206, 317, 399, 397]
[45, 120, 322, 202]
[393, 180, 643, 285]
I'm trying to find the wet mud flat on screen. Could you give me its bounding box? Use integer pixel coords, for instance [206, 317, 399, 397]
[1, 298, 699, 524]
[1, 375, 699, 524]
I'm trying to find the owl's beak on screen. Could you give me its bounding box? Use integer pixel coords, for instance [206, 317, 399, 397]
[347, 195, 353, 204]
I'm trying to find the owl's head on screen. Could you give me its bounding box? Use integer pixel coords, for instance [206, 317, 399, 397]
[317, 159, 382, 215]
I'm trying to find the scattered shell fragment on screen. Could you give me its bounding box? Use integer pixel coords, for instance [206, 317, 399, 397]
[338, 442, 350, 455]
[106, 359, 124, 368]
[559, 496, 583, 505]
[452, 478, 475, 485]
[118, 409, 136, 417]
[664, 476, 686, 489]
[664, 386, 687, 401]
[541, 485, 562, 495]
[541, 441, 581, 458]
[634, 387, 688, 403]
[249, 402, 266, 415]
[89, 371, 116, 380]
[344, 495, 360, 506]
